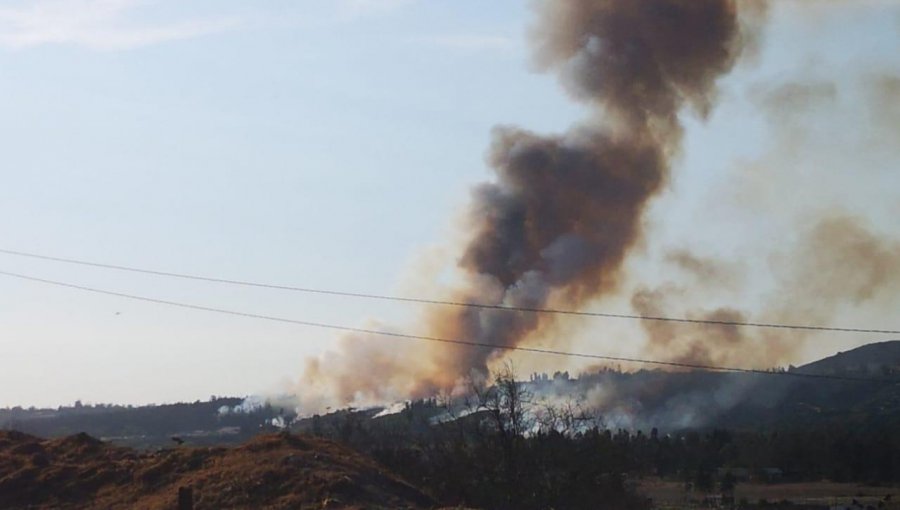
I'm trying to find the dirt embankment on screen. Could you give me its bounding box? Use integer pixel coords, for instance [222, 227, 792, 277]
[0, 430, 435, 509]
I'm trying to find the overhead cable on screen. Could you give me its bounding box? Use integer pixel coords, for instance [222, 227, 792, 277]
[1, 268, 897, 385]
[1, 248, 898, 335]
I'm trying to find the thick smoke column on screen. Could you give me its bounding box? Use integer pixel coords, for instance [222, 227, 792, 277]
[450, 0, 746, 369]
[302, 0, 757, 407]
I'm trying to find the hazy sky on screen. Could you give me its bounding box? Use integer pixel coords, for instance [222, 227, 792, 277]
[1, 0, 899, 408]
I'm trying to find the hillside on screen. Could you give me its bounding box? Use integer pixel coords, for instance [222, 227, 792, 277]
[4, 343, 900, 510]
[0, 397, 287, 449]
[5, 342, 900, 448]
[799, 340, 900, 376]
[561, 341, 900, 431]
[292, 342, 900, 435]
[0, 430, 434, 509]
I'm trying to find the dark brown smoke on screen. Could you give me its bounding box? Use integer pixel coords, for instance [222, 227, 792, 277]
[632, 286, 783, 368]
[778, 216, 900, 309]
[868, 74, 900, 147]
[436, 0, 750, 379]
[665, 249, 739, 287]
[532, 0, 744, 132]
[634, 215, 900, 369]
[300, 0, 760, 409]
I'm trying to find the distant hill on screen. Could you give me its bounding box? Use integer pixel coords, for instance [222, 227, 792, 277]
[0, 397, 288, 449]
[799, 340, 900, 376]
[0, 430, 434, 509]
[579, 341, 900, 431]
[6, 342, 900, 444]
[565, 341, 900, 431]
[294, 342, 900, 435]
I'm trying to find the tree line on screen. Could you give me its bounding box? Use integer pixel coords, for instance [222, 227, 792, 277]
[299, 364, 900, 510]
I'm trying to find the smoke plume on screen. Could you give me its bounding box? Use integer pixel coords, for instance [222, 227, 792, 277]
[633, 215, 900, 369]
[298, 0, 760, 409]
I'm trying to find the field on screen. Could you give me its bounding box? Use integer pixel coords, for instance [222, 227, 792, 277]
[639, 478, 899, 509]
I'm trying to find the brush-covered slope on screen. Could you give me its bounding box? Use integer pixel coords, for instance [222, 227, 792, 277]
[0, 430, 434, 509]
[799, 340, 900, 376]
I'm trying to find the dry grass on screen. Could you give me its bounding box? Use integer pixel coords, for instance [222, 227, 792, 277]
[0, 430, 434, 509]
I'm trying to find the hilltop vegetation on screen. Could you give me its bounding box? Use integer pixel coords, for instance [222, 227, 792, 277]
[0, 397, 289, 449]
[290, 344, 900, 508]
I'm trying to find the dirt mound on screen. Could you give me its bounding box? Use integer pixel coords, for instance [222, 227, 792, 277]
[0, 431, 435, 509]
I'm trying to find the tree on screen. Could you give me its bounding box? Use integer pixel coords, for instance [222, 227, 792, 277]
[474, 361, 533, 440]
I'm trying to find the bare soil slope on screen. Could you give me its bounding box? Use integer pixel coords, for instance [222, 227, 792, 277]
[0, 430, 434, 509]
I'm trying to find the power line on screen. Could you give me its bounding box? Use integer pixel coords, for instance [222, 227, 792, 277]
[1, 248, 898, 335]
[0, 268, 897, 385]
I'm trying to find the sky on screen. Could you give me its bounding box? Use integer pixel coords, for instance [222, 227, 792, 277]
[1, 0, 899, 408]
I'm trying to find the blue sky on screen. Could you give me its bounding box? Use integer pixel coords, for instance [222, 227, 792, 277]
[1, 0, 899, 408]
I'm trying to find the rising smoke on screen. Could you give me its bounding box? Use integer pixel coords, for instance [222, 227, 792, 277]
[299, 0, 762, 410]
[632, 213, 900, 370]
